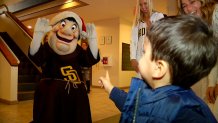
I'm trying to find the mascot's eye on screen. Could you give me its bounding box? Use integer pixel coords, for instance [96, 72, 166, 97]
[61, 21, 66, 27]
[72, 24, 77, 31]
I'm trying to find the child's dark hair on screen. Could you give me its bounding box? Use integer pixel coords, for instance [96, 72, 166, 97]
[147, 15, 218, 88]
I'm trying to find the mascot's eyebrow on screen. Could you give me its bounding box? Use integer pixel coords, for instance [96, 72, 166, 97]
[51, 18, 78, 26]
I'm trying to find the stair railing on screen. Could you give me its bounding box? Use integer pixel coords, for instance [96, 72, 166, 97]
[0, 4, 9, 14]
[0, 4, 33, 38]
[0, 4, 41, 73]
[0, 37, 19, 66]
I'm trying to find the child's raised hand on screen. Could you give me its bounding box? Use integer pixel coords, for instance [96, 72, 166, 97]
[98, 71, 114, 94]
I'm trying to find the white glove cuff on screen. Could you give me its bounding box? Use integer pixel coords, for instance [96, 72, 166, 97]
[88, 38, 98, 59]
[29, 32, 44, 55]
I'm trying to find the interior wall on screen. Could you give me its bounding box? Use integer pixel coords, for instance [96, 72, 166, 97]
[0, 52, 18, 102]
[153, 0, 168, 15]
[91, 17, 136, 88]
[153, 0, 178, 16]
[92, 18, 120, 87]
[119, 18, 136, 87]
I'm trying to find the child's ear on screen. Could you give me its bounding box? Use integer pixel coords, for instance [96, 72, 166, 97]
[152, 60, 168, 79]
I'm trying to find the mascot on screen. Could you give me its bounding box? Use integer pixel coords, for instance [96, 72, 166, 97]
[28, 11, 100, 123]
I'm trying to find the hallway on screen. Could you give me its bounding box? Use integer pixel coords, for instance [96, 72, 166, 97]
[0, 87, 122, 123]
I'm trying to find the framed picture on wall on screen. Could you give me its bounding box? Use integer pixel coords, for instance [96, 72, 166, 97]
[100, 36, 105, 45]
[105, 36, 112, 44]
[122, 43, 134, 71]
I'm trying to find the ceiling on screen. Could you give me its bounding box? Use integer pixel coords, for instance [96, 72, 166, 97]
[1, 0, 179, 32]
[0, 0, 136, 29]
[73, 0, 136, 22]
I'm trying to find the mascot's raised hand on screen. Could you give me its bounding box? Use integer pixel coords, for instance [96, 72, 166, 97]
[86, 23, 98, 59]
[30, 18, 52, 55]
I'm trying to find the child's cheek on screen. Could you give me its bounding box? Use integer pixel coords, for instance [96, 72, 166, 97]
[138, 56, 146, 75]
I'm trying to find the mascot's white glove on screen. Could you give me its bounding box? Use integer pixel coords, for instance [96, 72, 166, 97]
[29, 18, 52, 55]
[86, 23, 98, 59]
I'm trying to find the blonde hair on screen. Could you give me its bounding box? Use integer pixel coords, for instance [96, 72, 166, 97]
[177, 0, 211, 15]
[201, 1, 217, 25]
[133, 0, 153, 26]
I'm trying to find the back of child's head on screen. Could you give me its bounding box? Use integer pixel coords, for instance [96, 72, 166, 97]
[147, 15, 218, 88]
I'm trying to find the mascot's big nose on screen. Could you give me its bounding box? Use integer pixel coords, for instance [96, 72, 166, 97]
[61, 28, 73, 36]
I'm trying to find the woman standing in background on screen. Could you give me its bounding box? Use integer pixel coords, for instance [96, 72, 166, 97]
[130, 0, 164, 78]
[178, 0, 218, 120]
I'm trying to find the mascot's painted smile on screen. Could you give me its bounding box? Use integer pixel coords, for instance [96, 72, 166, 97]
[56, 32, 73, 43]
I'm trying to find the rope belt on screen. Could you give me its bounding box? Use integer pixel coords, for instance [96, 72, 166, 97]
[41, 78, 84, 94]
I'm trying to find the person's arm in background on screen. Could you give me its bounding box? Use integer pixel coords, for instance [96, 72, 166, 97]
[207, 4, 218, 103]
[215, 82, 218, 101]
[130, 26, 139, 72]
[99, 71, 127, 111]
[206, 63, 218, 103]
[212, 5, 218, 100]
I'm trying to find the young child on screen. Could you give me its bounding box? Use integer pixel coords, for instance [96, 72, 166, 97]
[99, 15, 218, 123]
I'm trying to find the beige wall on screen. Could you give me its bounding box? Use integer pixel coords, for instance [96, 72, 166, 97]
[92, 17, 135, 87]
[153, 0, 168, 14]
[153, 0, 178, 16]
[118, 18, 136, 87]
[0, 52, 18, 102]
[92, 18, 120, 87]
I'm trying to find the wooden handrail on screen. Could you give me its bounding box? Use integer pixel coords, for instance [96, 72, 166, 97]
[0, 4, 9, 13]
[5, 11, 33, 38]
[0, 4, 33, 38]
[0, 37, 19, 66]
[0, 6, 41, 73]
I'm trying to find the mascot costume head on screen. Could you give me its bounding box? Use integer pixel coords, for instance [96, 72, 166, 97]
[28, 11, 99, 123]
[48, 11, 87, 55]
[30, 11, 98, 58]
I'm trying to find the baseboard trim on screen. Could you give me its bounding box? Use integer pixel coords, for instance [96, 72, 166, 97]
[0, 98, 18, 105]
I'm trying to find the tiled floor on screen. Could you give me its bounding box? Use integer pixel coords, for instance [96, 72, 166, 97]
[0, 87, 124, 123]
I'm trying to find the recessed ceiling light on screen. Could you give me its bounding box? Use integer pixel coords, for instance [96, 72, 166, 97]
[65, 0, 73, 3]
[27, 25, 32, 29]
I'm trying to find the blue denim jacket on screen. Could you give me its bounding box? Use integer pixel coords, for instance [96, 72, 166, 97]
[110, 78, 217, 123]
